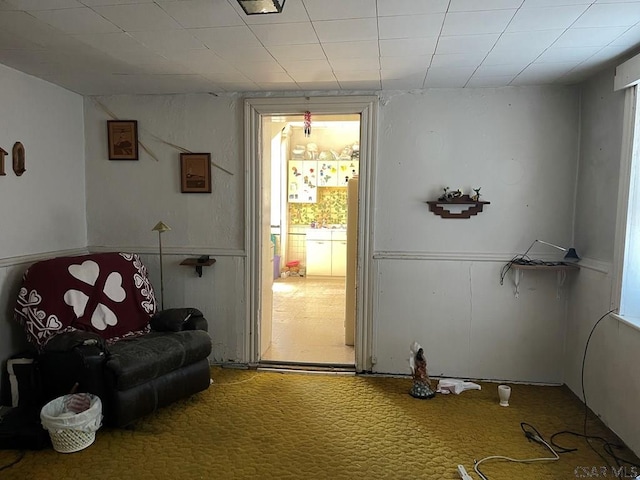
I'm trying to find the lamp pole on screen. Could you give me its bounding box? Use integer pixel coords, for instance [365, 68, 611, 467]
[152, 221, 171, 310]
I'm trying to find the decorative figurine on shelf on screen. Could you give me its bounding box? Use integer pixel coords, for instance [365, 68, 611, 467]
[438, 187, 450, 201]
[409, 342, 436, 399]
[471, 187, 482, 201]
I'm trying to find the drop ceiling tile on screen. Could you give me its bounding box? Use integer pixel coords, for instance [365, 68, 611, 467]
[268, 43, 326, 61]
[449, 0, 524, 12]
[156, 0, 244, 28]
[338, 79, 381, 90]
[190, 26, 262, 49]
[303, 0, 376, 21]
[466, 75, 516, 87]
[72, 32, 146, 52]
[522, 0, 591, 6]
[92, 3, 183, 31]
[279, 59, 333, 73]
[492, 29, 565, 54]
[611, 24, 640, 46]
[250, 22, 317, 46]
[201, 70, 252, 83]
[507, 5, 590, 32]
[554, 26, 628, 47]
[378, 14, 445, 39]
[239, 69, 293, 84]
[3, 0, 84, 8]
[475, 63, 529, 76]
[313, 18, 378, 43]
[30, 7, 121, 34]
[381, 75, 426, 90]
[322, 41, 379, 60]
[380, 56, 431, 73]
[536, 46, 601, 63]
[431, 52, 488, 68]
[379, 37, 438, 57]
[441, 10, 516, 36]
[216, 81, 259, 92]
[483, 48, 540, 65]
[210, 45, 274, 63]
[377, 0, 448, 16]
[329, 57, 380, 71]
[287, 68, 336, 82]
[425, 66, 476, 87]
[512, 63, 575, 84]
[573, 3, 640, 28]
[436, 34, 500, 55]
[161, 50, 239, 74]
[129, 30, 206, 54]
[256, 81, 300, 90]
[79, 0, 155, 6]
[296, 81, 341, 90]
[334, 70, 380, 82]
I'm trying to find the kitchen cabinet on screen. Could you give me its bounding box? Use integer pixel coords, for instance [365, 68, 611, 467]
[306, 229, 332, 276]
[306, 229, 347, 276]
[288, 160, 317, 203]
[331, 238, 347, 276]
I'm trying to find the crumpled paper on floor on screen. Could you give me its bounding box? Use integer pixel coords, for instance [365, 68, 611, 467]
[436, 378, 482, 395]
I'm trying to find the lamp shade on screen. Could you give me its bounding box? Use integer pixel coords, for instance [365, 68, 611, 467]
[152, 221, 171, 233]
[237, 0, 285, 15]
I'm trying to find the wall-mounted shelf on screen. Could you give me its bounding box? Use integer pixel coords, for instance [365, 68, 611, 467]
[180, 256, 216, 277]
[509, 263, 579, 298]
[426, 195, 490, 219]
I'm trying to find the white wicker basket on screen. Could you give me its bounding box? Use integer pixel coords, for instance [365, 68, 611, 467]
[40, 393, 102, 454]
[48, 428, 96, 453]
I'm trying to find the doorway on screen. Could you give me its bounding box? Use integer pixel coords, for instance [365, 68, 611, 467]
[244, 96, 378, 373]
[261, 115, 360, 366]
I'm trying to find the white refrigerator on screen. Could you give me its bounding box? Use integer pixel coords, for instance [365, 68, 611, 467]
[345, 176, 358, 346]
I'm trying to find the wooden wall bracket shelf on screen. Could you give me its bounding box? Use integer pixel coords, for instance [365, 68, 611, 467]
[426, 195, 490, 218]
[180, 256, 216, 277]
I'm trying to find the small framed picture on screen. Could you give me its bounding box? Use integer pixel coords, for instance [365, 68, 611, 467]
[180, 153, 211, 193]
[107, 120, 138, 160]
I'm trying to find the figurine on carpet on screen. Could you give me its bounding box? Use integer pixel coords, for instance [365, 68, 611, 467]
[409, 342, 436, 399]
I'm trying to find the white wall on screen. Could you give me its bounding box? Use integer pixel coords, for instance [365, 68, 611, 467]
[83, 94, 245, 362]
[567, 66, 640, 454]
[0, 64, 86, 401]
[373, 88, 580, 381]
[84, 87, 580, 383]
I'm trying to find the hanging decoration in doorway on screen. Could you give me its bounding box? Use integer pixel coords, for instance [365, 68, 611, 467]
[304, 111, 311, 137]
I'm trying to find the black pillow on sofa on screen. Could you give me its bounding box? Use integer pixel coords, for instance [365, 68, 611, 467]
[150, 308, 204, 332]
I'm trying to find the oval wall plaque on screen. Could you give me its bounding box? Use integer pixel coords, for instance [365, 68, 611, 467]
[12, 142, 25, 176]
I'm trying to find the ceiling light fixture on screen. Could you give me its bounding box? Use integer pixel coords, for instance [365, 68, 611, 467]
[237, 0, 285, 15]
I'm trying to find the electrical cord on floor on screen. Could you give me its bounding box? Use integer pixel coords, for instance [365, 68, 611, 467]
[547, 307, 640, 470]
[0, 450, 25, 472]
[472, 422, 560, 480]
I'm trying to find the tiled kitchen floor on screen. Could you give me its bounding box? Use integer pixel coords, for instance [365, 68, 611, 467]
[261, 276, 355, 365]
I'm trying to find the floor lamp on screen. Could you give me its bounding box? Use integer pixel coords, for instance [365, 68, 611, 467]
[152, 221, 171, 310]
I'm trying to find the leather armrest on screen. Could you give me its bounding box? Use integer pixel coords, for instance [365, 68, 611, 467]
[150, 308, 208, 332]
[43, 330, 107, 353]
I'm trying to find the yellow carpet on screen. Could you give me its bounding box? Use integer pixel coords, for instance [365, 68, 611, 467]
[1, 367, 638, 479]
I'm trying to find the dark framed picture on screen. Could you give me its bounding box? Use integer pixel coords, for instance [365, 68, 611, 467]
[107, 120, 138, 160]
[180, 153, 211, 193]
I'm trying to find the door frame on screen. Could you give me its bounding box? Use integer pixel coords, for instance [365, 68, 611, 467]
[243, 96, 378, 372]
